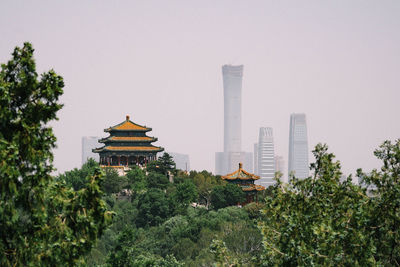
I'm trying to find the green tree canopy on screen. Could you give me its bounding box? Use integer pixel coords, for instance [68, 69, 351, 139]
[357, 139, 400, 265]
[126, 166, 147, 191]
[171, 179, 198, 214]
[147, 171, 170, 190]
[192, 172, 224, 208]
[211, 183, 246, 210]
[58, 158, 99, 190]
[147, 153, 176, 176]
[102, 168, 128, 195]
[0, 43, 111, 266]
[136, 188, 170, 227]
[259, 144, 375, 266]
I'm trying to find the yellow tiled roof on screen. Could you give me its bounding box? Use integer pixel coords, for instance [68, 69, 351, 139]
[109, 136, 154, 141]
[113, 121, 149, 131]
[222, 163, 260, 181]
[105, 116, 151, 132]
[104, 146, 162, 151]
[241, 184, 265, 191]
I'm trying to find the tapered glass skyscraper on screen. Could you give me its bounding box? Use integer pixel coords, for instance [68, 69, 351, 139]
[215, 65, 252, 175]
[222, 65, 243, 153]
[288, 113, 309, 179]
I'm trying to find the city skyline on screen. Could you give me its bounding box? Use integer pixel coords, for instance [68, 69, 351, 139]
[1, 1, 399, 176]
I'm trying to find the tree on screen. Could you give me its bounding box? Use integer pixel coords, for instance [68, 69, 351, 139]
[136, 188, 170, 227]
[357, 139, 400, 265]
[102, 168, 128, 194]
[210, 186, 226, 210]
[126, 166, 147, 194]
[58, 158, 99, 190]
[147, 153, 176, 176]
[192, 172, 224, 208]
[107, 227, 183, 267]
[171, 179, 198, 214]
[0, 43, 111, 266]
[259, 144, 374, 266]
[147, 171, 170, 190]
[224, 183, 246, 207]
[211, 183, 245, 210]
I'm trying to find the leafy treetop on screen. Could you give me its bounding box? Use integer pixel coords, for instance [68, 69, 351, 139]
[0, 43, 111, 266]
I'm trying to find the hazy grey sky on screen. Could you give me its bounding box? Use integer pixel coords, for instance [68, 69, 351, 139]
[1, 1, 399, 177]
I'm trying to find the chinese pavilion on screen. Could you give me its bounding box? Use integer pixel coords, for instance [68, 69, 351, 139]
[221, 163, 265, 205]
[93, 115, 164, 167]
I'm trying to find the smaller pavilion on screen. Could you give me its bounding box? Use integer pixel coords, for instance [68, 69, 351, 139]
[222, 163, 265, 205]
[93, 115, 164, 167]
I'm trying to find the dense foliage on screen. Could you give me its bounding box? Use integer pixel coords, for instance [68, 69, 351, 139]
[260, 141, 400, 266]
[357, 140, 400, 265]
[70, 158, 258, 266]
[80, 141, 400, 266]
[0, 43, 111, 266]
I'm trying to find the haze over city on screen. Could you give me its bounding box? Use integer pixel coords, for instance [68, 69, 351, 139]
[1, 1, 399, 177]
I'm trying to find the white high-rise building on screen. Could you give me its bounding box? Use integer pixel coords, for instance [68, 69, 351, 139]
[274, 155, 285, 182]
[254, 143, 259, 175]
[257, 127, 275, 187]
[82, 136, 100, 165]
[288, 113, 309, 179]
[215, 65, 252, 175]
[222, 65, 242, 153]
[162, 152, 190, 172]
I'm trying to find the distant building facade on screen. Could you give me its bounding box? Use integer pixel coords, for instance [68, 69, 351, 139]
[288, 113, 309, 179]
[216, 151, 253, 175]
[253, 143, 258, 175]
[82, 136, 100, 165]
[163, 152, 190, 171]
[256, 127, 275, 187]
[215, 65, 253, 174]
[274, 155, 285, 178]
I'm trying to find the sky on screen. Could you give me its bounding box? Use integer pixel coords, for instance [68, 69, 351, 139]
[1, 1, 399, 178]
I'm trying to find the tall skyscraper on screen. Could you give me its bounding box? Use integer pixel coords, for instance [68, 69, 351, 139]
[215, 65, 252, 175]
[222, 65, 243, 153]
[288, 113, 309, 179]
[274, 155, 285, 181]
[82, 136, 100, 165]
[257, 127, 275, 187]
[254, 143, 259, 175]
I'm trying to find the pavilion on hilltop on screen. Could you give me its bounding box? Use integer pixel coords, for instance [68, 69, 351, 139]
[222, 163, 265, 205]
[93, 115, 164, 167]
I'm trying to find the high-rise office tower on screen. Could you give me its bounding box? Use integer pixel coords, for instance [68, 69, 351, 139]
[257, 127, 275, 187]
[215, 65, 252, 175]
[82, 136, 100, 165]
[222, 65, 242, 153]
[254, 143, 259, 175]
[288, 113, 309, 179]
[274, 155, 285, 181]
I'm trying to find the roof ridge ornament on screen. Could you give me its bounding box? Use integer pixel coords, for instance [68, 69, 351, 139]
[126, 115, 130, 121]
